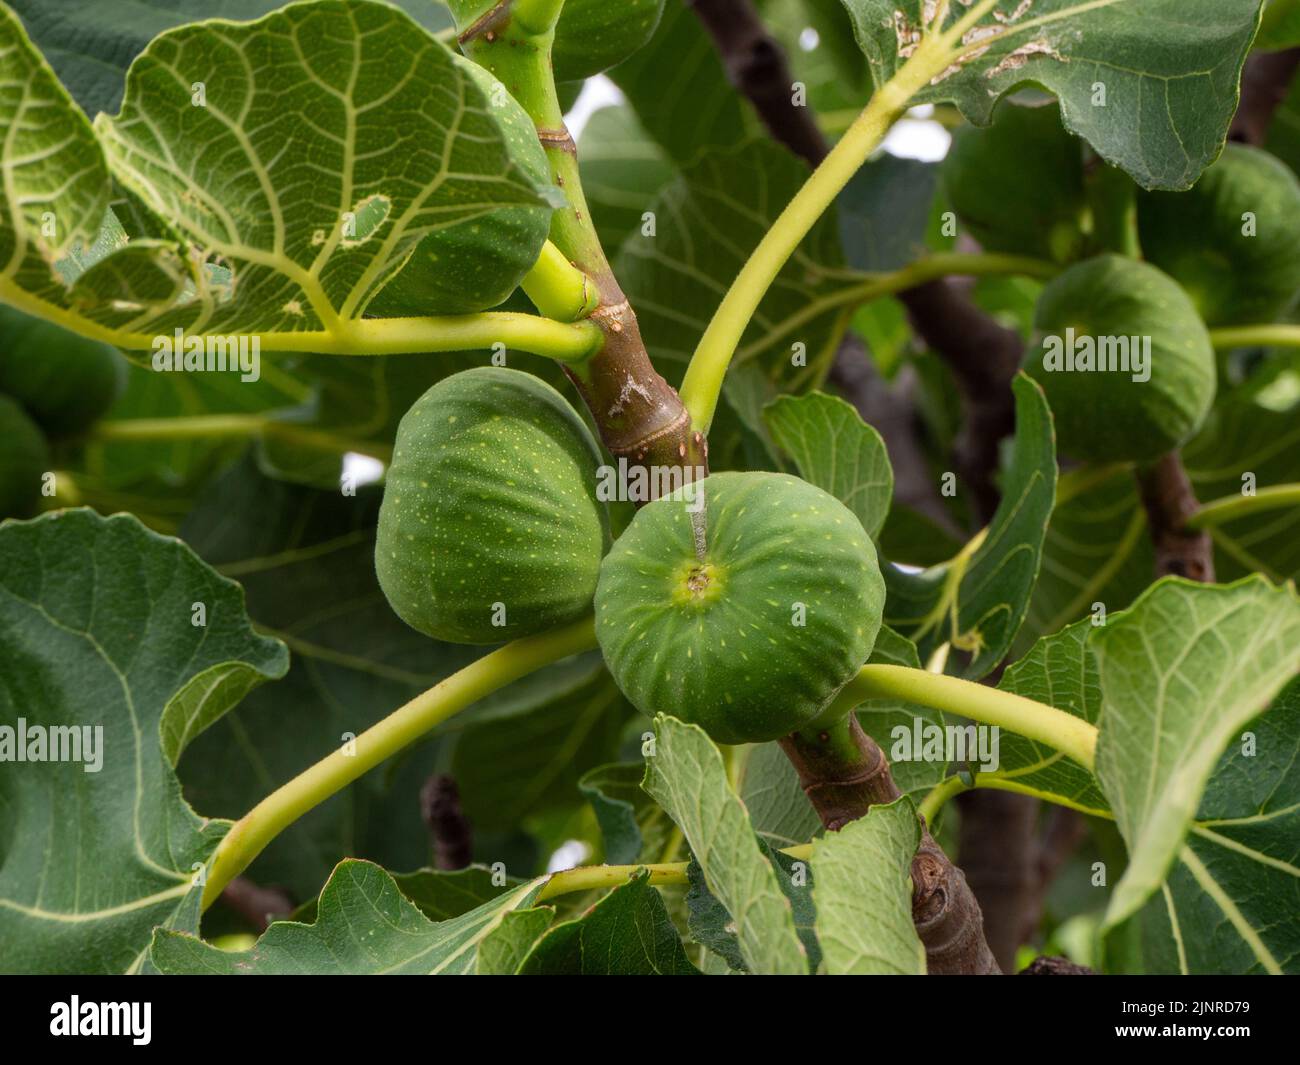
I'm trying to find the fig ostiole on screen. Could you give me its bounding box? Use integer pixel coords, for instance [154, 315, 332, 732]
[1024, 255, 1216, 464]
[1138, 144, 1300, 327]
[594, 471, 885, 745]
[375, 366, 610, 644]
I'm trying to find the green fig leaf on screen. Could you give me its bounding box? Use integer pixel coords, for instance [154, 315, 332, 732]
[811, 797, 925, 975]
[763, 390, 895, 539]
[150, 858, 546, 974]
[884, 374, 1057, 678]
[516, 870, 700, 975]
[1094, 576, 1300, 930]
[0, 509, 287, 974]
[839, 0, 1263, 190]
[1108, 675, 1300, 975]
[642, 714, 807, 975]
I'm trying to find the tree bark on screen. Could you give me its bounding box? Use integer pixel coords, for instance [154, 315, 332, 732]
[1136, 453, 1216, 582]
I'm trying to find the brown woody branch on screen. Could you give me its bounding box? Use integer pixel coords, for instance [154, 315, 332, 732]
[1136, 452, 1216, 582]
[780, 717, 999, 975]
[219, 877, 293, 932]
[421, 774, 474, 871]
[1229, 47, 1300, 146]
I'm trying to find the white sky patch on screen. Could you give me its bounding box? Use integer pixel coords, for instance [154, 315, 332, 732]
[564, 74, 625, 139]
[883, 105, 951, 161]
[799, 26, 820, 51]
[344, 451, 385, 487]
[546, 839, 592, 873]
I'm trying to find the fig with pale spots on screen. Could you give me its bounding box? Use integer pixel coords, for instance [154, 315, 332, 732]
[594, 471, 885, 744]
[376, 367, 610, 643]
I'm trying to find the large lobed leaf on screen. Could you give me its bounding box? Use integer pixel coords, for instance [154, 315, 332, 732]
[839, 0, 1264, 189]
[0, 509, 287, 974]
[0, 0, 551, 342]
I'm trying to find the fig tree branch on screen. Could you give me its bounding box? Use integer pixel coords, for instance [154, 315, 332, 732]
[453, 3, 706, 485]
[1136, 453, 1216, 582]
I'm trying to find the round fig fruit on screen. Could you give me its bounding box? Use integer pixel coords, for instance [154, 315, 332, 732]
[1138, 144, 1300, 326]
[594, 471, 885, 745]
[1023, 255, 1215, 464]
[942, 101, 1088, 263]
[0, 395, 50, 519]
[376, 367, 610, 644]
[0, 305, 125, 438]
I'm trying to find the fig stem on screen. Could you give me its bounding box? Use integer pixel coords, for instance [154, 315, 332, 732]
[89, 414, 392, 462]
[521, 240, 600, 322]
[200, 615, 598, 910]
[1209, 323, 1300, 349]
[1186, 483, 1300, 529]
[841, 664, 1098, 771]
[535, 842, 815, 902]
[0, 282, 604, 362]
[678, 14, 998, 434]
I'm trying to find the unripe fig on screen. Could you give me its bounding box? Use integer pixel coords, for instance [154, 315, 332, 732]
[376, 367, 609, 644]
[0, 305, 125, 438]
[0, 395, 50, 519]
[1023, 255, 1215, 464]
[365, 57, 551, 317]
[942, 101, 1087, 263]
[595, 472, 885, 745]
[1138, 144, 1300, 326]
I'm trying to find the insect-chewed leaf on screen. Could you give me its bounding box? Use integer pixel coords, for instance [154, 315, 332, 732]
[840, 0, 1263, 190]
[90, 0, 550, 335]
[0, 1, 552, 342]
[0, 509, 287, 974]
